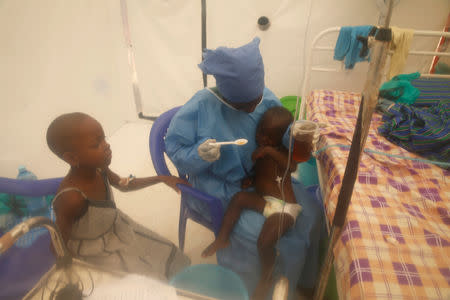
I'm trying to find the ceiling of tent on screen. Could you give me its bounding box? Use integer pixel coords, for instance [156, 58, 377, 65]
[0, 0, 448, 177]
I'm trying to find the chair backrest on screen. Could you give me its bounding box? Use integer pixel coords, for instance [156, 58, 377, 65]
[149, 106, 181, 177]
[0, 177, 63, 197]
[0, 177, 61, 300]
[0, 177, 63, 226]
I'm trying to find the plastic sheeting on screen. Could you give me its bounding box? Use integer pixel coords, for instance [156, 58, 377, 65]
[0, 0, 448, 176]
[125, 0, 203, 114]
[0, 1, 449, 298]
[1, 0, 449, 178]
[0, 0, 135, 177]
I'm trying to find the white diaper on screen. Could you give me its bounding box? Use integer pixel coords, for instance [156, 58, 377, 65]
[262, 196, 302, 221]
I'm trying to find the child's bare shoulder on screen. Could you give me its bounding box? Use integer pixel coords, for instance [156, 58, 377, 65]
[54, 182, 87, 217]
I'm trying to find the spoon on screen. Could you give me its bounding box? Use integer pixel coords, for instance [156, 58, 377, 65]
[209, 138, 248, 146]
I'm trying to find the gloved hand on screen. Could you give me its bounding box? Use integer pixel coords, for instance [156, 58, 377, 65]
[198, 139, 221, 162]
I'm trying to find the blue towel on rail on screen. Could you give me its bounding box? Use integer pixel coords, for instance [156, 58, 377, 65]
[334, 26, 374, 69]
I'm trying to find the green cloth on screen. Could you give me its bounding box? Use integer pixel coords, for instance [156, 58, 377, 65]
[0, 194, 11, 215]
[379, 72, 420, 105]
[0, 194, 27, 217]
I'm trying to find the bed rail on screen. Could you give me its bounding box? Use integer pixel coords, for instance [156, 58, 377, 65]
[300, 27, 450, 119]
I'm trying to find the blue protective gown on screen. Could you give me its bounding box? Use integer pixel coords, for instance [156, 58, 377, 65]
[165, 87, 281, 214]
[165, 87, 323, 297]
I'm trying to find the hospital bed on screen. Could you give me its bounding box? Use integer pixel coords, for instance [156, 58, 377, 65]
[301, 27, 450, 299]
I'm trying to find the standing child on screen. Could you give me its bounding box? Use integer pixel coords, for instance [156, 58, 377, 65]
[202, 106, 302, 299]
[46, 112, 190, 280]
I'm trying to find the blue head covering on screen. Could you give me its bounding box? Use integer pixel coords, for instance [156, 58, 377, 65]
[198, 37, 265, 103]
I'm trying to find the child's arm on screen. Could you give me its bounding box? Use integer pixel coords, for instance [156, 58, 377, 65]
[105, 168, 189, 193]
[241, 176, 254, 189]
[252, 146, 297, 173]
[54, 191, 87, 245]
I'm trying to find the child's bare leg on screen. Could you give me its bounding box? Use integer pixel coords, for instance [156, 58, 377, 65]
[253, 213, 294, 300]
[202, 192, 265, 257]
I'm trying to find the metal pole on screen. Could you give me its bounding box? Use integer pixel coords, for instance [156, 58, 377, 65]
[201, 0, 207, 87]
[120, 0, 157, 121]
[313, 1, 394, 299]
[0, 217, 69, 259]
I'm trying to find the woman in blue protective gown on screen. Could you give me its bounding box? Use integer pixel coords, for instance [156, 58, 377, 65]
[165, 37, 322, 299]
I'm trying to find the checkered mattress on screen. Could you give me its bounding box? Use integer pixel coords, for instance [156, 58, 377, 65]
[307, 90, 450, 300]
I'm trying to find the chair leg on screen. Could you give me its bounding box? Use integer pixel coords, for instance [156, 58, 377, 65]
[178, 198, 188, 251]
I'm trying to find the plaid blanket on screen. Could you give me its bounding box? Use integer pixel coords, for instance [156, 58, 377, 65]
[378, 100, 450, 166]
[412, 78, 450, 107]
[307, 90, 450, 300]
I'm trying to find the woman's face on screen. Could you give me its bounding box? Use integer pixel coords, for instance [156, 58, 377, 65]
[226, 96, 263, 113]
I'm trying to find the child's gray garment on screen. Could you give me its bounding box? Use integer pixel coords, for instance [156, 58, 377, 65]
[53, 175, 190, 280]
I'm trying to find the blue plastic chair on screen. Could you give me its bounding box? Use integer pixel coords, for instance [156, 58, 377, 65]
[0, 177, 62, 197]
[149, 107, 224, 251]
[0, 176, 63, 299]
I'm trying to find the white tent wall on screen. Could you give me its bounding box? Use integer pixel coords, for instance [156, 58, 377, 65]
[126, 0, 203, 115]
[206, 0, 449, 102]
[0, 0, 136, 177]
[0, 0, 448, 176]
[125, 0, 448, 115]
[0, 0, 448, 286]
